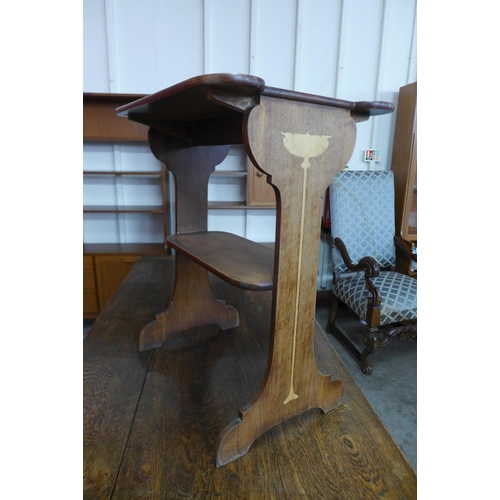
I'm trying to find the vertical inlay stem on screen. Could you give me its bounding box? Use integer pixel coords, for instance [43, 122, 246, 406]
[283, 165, 308, 404]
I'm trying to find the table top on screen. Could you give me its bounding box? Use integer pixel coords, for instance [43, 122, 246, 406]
[83, 256, 416, 499]
[115, 73, 394, 145]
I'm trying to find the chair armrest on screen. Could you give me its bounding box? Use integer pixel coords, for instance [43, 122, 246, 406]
[334, 237, 381, 306]
[394, 236, 417, 263]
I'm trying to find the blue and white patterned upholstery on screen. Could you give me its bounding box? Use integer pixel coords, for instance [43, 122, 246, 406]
[329, 169, 417, 324]
[334, 271, 417, 325]
[331, 170, 396, 273]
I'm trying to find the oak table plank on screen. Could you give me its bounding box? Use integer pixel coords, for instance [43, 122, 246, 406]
[84, 256, 416, 499]
[83, 257, 175, 498]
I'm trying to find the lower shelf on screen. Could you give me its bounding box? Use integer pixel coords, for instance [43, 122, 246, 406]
[167, 232, 274, 291]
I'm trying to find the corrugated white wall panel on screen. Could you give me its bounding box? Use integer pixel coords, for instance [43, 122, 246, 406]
[204, 0, 251, 74]
[156, 0, 205, 88]
[252, 0, 298, 89]
[83, 0, 417, 259]
[295, 0, 342, 96]
[369, 0, 418, 171]
[111, 1, 160, 93]
[83, 0, 110, 91]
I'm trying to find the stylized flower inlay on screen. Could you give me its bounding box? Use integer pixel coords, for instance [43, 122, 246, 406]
[281, 132, 331, 169]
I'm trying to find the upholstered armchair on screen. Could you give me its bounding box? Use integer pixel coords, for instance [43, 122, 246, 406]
[326, 170, 417, 375]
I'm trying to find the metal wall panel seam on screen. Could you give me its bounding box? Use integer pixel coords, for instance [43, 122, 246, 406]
[155, 0, 167, 90]
[203, 0, 211, 74]
[369, 0, 389, 166]
[105, 0, 125, 243]
[334, 0, 347, 99]
[293, 0, 303, 91]
[249, 0, 258, 75]
[247, 0, 259, 238]
[156, 0, 176, 235]
[406, 1, 417, 84]
[104, 0, 117, 92]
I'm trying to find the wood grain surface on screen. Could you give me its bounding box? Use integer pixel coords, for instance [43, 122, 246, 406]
[84, 256, 416, 499]
[213, 95, 356, 466]
[167, 232, 274, 291]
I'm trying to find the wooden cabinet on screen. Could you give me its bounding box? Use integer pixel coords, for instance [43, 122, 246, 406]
[94, 254, 140, 310]
[391, 82, 417, 276]
[83, 255, 99, 316]
[247, 160, 276, 206]
[83, 245, 164, 317]
[210, 154, 276, 208]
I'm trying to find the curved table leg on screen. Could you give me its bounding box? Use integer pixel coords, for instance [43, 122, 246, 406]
[139, 254, 239, 351]
[140, 131, 238, 352]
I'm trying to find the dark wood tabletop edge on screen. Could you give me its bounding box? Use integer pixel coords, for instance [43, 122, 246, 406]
[116, 74, 266, 116]
[263, 87, 394, 115]
[115, 73, 394, 118]
[353, 100, 395, 115]
[84, 92, 148, 104]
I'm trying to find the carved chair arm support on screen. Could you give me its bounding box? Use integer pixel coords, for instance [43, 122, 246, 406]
[334, 237, 381, 306]
[394, 236, 417, 263]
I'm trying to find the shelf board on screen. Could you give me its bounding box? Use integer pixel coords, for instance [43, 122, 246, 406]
[84, 205, 164, 213]
[84, 93, 149, 141]
[83, 243, 168, 255]
[83, 171, 162, 176]
[167, 232, 274, 291]
[212, 170, 247, 177]
[208, 201, 275, 210]
[208, 201, 246, 209]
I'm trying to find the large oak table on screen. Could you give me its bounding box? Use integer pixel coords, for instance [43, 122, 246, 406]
[114, 74, 395, 467]
[83, 256, 416, 499]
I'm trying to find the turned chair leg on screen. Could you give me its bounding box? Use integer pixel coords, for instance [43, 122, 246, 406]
[326, 294, 340, 333]
[360, 326, 382, 375]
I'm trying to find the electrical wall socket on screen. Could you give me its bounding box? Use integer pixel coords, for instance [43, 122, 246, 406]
[364, 149, 381, 162]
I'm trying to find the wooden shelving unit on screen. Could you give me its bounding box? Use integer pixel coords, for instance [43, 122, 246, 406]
[83, 93, 170, 318]
[211, 156, 276, 208]
[247, 158, 276, 206]
[391, 82, 417, 277]
[83, 92, 278, 318]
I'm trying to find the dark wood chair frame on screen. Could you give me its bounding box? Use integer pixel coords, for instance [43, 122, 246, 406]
[327, 235, 417, 375]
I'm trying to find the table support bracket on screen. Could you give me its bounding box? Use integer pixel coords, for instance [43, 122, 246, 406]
[139, 131, 238, 351]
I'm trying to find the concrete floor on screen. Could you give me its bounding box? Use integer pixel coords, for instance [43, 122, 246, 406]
[315, 303, 417, 472]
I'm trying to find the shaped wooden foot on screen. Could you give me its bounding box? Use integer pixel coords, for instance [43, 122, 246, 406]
[139, 254, 239, 351]
[216, 367, 343, 467]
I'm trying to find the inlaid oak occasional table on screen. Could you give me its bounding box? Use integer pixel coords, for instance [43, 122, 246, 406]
[116, 74, 394, 468]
